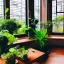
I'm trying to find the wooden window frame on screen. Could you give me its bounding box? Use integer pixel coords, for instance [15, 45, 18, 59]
[47, 0, 64, 35]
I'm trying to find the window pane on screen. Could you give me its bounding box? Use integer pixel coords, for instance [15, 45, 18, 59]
[52, 0, 56, 20]
[0, 0, 4, 17]
[52, 14, 56, 20]
[34, 0, 40, 29]
[52, 0, 56, 14]
[52, 22, 63, 33]
[10, 0, 26, 24]
[53, 13, 63, 33]
[57, 0, 64, 12]
[52, 0, 64, 33]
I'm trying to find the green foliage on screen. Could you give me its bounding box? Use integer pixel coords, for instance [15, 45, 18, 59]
[1, 47, 29, 60]
[0, 19, 17, 34]
[0, 30, 18, 44]
[54, 16, 64, 22]
[14, 25, 29, 34]
[0, 34, 8, 56]
[34, 29, 48, 48]
[52, 16, 64, 25]
[0, 35, 8, 46]
[52, 16, 64, 32]
[5, 8, 9, 14]
[41, 21, 52, 29]
[0, 17, 28, 35]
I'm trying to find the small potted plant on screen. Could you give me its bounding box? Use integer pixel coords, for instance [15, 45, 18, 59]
[1, 47, 29, 64]
[34, 29, 48, 51]
[0, 19, 18, 34]
[28, 19, 39, 38]
[14, 24, 29, 38]
[0, 30, 18, 64]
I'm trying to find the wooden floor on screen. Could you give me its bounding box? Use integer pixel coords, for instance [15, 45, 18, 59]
[44, 48, 64, 64]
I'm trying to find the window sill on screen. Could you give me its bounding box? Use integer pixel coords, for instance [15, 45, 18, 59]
[14, 37, 34, 44]
[49, 35, 64, 39]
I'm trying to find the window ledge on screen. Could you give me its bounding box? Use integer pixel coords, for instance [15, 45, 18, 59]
[49, 35, 64, 39]
[14, 37, 34, 44]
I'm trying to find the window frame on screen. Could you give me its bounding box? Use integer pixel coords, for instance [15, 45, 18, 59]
[47, 0, 64, 35]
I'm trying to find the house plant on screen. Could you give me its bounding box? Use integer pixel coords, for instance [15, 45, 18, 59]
[0, 30, 18, 44]
[0, 32, 16, 64]
[34, 29, 48, 51]
[0, 17, 29, 37]
[28, 19, 39, 38]
[0, 30, 18, 61]
[0, 34, 8, 56]
[0, 19, 18, 34]
[29, 21, 51, 51]
[1, 47, 29, 64]
[13, 24, 29, 37]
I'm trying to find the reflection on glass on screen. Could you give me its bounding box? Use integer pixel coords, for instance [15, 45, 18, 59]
[52, 0, 64, 33]
[52, 14, 56, 20]
[52, 22, 63, 33]
[10, 0, 26, 23]
[0, 0, 4, 17]
[57, 13, 64, 16]
[57, 0, 64, 12]
[34, 0, 40, 29]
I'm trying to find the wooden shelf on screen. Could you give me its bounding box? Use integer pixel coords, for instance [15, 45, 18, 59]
[13, 37, 34, 44]
[27, 48, 45, 61]
[49, 35, 64, 39]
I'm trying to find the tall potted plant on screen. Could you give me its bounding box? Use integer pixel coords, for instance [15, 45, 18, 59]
[34, 29, 48, 50]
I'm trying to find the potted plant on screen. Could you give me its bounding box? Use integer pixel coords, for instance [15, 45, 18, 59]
[0, 30, 18, 63]
[0, 34, 8, 55]
[1, 47, 29, 64]
[0, 31, 8, 64]
[34, 29, 48, 51]
[0, 19, 18, 34]
[28, 19, 39, 38]
[14, 24, 29, 38]
[0, 30, 18, 44]
[28, 21, 51, 51]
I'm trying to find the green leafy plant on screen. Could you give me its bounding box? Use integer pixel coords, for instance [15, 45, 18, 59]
[14, 24, 29, 34]
[34, 29, 48, 48]
[28, 19, 39, 38]
[1, 47, 29, 60]
[0, 19, 18, 34]
[0, 30, 18, 44]
[0, 35, 8, 57]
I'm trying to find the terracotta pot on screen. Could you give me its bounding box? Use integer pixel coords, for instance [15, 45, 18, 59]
[0, 58, 5, 64]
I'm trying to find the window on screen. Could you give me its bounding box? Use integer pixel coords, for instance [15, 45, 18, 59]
[34, 0, 41, 29]
[52, 0, 64, 33]
[0, 0, 41, 28]
[10, 0, 26, 24]
[0, 0, 4, 17]
[27, 0, 41, 29]
[47, 0, 64, 34]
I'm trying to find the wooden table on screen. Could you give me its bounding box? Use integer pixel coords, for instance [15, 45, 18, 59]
[27, 48, 45, 61]
[17, 48, 45, 64]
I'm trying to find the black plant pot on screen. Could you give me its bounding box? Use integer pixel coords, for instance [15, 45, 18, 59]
[6, 55, 15, 64]
[0, 35, 8, 54]
[14, 34, 27, 38]
[28, 29, 35, 38]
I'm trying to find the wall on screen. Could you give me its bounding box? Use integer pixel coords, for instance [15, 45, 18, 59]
[42, 0, 47, 21]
